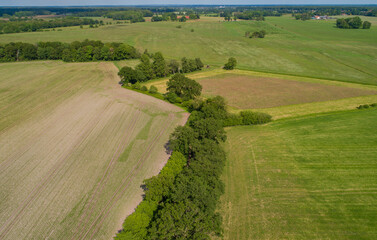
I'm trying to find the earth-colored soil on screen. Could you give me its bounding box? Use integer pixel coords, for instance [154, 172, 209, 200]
[199, 74, 377, 109]
[0, 61, 188, 240]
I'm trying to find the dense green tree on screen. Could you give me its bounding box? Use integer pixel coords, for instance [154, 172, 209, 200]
[223, 57, 237, 70]
[363, 21, 372, 29]
[166, 73, 202, 101]
[168, 59, 180, 74]
[136, 54, 155, 80]
[152, 52, 167, 78]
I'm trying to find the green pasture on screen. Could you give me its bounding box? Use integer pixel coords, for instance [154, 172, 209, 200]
[220, 109, 377, 239]
[0, 16, 376, 85]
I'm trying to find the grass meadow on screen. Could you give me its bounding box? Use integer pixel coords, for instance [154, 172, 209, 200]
[0, 61, 187, 239]
[220, 109, 377, 240]
[0, 15, 376, 85]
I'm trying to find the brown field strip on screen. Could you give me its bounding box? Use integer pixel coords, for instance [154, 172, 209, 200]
[0, 61, 188, 239]
[198, 74, 377, 109]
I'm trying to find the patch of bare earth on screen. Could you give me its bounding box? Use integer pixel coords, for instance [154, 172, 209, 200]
[199, 74, 377, 109]
[0, 61, 188, 239]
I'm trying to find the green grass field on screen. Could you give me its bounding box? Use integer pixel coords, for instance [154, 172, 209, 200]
[0, 61, 187, 239]
[0, 15, 376, 85]
[220, 109, 377, 239]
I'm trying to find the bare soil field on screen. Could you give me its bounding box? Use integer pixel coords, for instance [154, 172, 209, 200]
[0, 61, 187, 239]
[198, 74, 377, 109]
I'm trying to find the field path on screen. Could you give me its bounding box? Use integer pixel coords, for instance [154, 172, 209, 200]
[0, 61, 188, 239]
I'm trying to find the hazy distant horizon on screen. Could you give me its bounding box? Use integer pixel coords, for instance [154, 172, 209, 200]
[1, 0, 377, 7]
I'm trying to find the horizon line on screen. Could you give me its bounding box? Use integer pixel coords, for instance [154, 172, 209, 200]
[1, 4, 377, 7]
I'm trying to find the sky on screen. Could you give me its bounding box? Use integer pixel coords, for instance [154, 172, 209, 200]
[1, 0, 377, 7]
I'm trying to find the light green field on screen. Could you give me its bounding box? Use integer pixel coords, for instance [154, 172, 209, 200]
[220, 109, 377, 240]
[0, 61, 187, 239]
[0, 16, 376, 85]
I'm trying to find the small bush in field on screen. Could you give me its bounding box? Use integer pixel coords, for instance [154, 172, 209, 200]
[141, 85, 148, 91]
[240, 111, 272, 125]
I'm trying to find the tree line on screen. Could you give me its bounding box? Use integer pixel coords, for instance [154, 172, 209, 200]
[0, 17, 100, 34]
[336, 16, 372, 29]
[115, 74, 271, 239]
[118, 53, 204, 85]
[0, 40, 139, 62]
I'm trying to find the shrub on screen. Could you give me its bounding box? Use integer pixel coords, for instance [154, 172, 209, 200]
[370, 103, 377, 107]
[363, 104, 370, 109]
[149, 85, 158, 94]
[132, 82, 141, 90]
[176, 25, 182, 28]
[223, 113, 243, 127]
[191, 29, 194, 32]
[240, 111, 272, 125]
[141, 85, 148, 91]
[223, 57, 237, 70]
[165, 92, 179, 103]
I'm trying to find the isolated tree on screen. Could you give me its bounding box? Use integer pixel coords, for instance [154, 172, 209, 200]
[363, 21, 372, 29]
[223, 57, 237, 70]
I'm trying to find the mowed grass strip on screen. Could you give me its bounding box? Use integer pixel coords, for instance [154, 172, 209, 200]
[219, 109, 377, 240]
[0, 61, 187, 240]
[197, 73, 377, 109]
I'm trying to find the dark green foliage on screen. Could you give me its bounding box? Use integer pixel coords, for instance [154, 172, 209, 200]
[357, 103, 377, 109]
[0, 40, 139, 63]
[132, 82, 141, 90]
[167, 60, 180, 74]
[149, 85, 158, 94]
[115, 152, 186, 240]
[136, 54, 155, 80]
[164, 92, 182, 104]
[0, 17, 99, 34]
[240, 111, 272, 125]
[294, 13, 312, 21]
[223, 57, 237, 70]
[223, 113, 243, 127]
[166, 73, 202, 101]
[181, 57, 204, 73]
[118, 67, 146, 84]
[106, 10, 146, 23]
[336, 17, 364, 29]
[141, 85, 148, 91]
[363, 21, 372, 29]
[250, 30, 266, 38]
[152, 52, 167, 78]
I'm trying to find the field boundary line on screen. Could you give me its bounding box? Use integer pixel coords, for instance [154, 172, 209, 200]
[71, 109, 142, 238]
[77, 114, 175, 240]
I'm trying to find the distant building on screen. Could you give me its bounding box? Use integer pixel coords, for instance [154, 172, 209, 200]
[313, 15, 330, 20]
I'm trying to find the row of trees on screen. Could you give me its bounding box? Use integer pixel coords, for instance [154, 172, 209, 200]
[116, 79, 272, 239]
[294, 13, 313, 21]
[0, 17, 99, 34]
[118, 54, 204, 84]
[0, 40, 139, 62]
[151, 13, 200, 22]
[336, 17, 372, 29]
[104, 10, 151, 23]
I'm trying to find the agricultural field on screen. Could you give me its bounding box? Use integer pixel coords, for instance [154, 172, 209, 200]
[0, 15, 376, 85]
[0, 61, 187, 239]
[197, 73, 377, 109]
[220, 109, 377, 240]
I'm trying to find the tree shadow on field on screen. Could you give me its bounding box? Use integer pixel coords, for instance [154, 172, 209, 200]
[164, 141, 172, 154]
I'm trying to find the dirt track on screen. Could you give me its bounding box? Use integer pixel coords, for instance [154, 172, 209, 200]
[0, 61, 188, 239]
